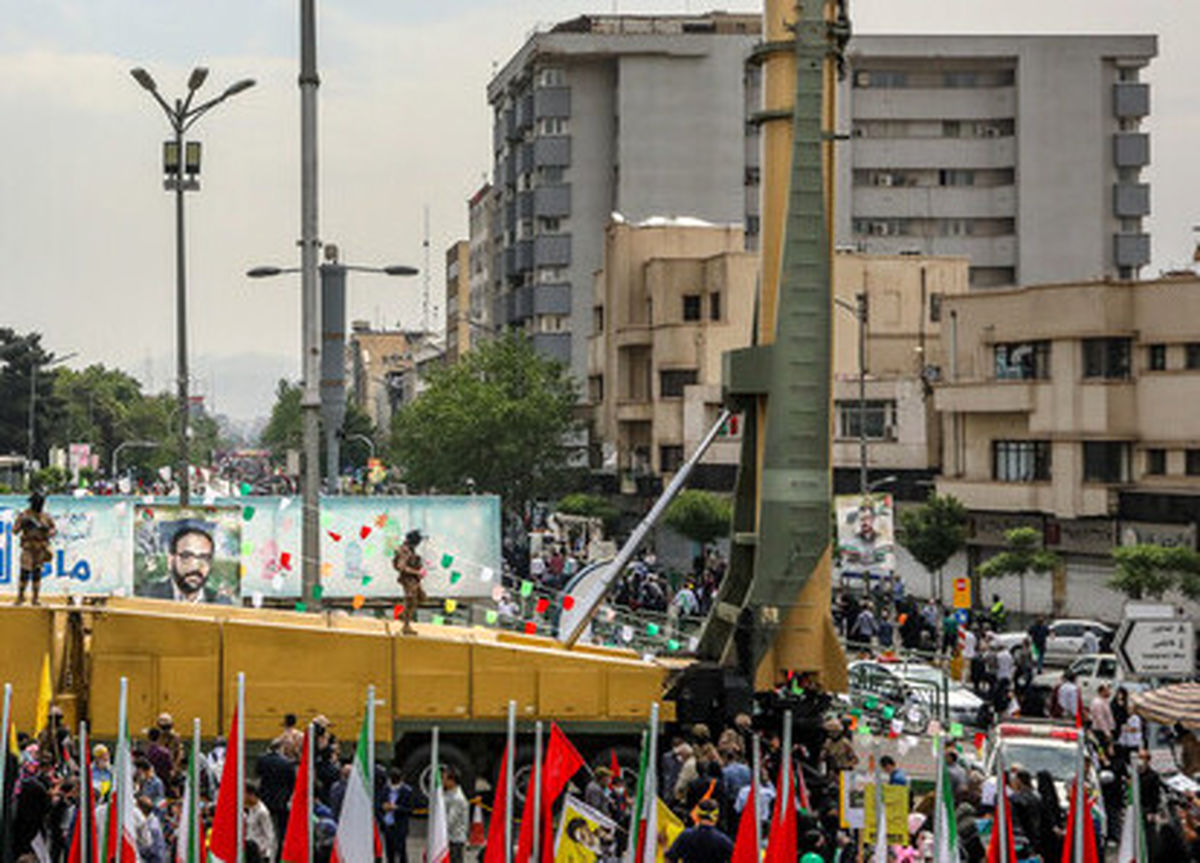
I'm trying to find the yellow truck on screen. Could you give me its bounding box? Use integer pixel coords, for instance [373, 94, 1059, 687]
[1, 597, 678, 789]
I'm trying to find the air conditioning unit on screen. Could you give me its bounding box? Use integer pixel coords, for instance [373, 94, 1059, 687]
[879, 174, 894, 187]
[856, 71, 871, 88]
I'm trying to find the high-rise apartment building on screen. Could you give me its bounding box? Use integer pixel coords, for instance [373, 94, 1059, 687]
[835, 35, 1156, 287]
[487, 13, 761, 381]
[444, 240, 470, 364]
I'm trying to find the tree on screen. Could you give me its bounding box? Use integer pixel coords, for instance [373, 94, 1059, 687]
[977, 526, 1059, 616]
[388, 334, 580, 516]
[260, 379, 303, 462]
[556, 492, 621, 535]
[0, 329, 55, 461]
[898, 494, 969, 601]
[1110, 544, 1200, 600]
[664, 490, 732, 548]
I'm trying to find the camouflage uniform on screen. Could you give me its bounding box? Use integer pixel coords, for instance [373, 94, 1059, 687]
[16, 507, 55, 605]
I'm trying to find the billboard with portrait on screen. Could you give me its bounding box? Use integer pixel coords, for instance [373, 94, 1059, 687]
[835, 493, 895, 579]
[133, 505, 242, 603]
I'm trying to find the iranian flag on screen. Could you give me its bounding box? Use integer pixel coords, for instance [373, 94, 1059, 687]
[332, 713, 377, 863]
[175, 739, 205, 863]
[208, 709, 242, 863]
[427, 760, 450, 863]
[105, 717, 138, 863]
[932, 739, 957, 863]
[68, 734, 98, 863]
[764, 759, 795, 863]
[482, 747, 510, 863]
[730, 769, 758, 863]
[1116, 764, 1149, 863]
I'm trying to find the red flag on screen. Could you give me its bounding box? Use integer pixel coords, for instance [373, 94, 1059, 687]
[515, 724, 586, 863]
[483, 748, 510, 863]
[281, 729, 311, 863]
[609, 750, 622, 781]
[68, 741, 99, 863]
[209, 709, 241, 863]
[986, 772, 1016, 863]
[1060, 780, 1100, 863]
[730, 774, 758, 863]
[795, 763, 811, 812]
[763, 761, 796, 863]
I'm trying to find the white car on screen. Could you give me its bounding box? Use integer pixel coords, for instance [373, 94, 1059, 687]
[848, 659, 987, 728]
[1041, 619, 1114, 665]
[1030, 653, 1148, 709]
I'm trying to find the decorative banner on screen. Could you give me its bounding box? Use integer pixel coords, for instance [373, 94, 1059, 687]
[554, 795, 618, 863]
[0, 495, 131, 595]
[133, 505, 242, 604]
[318, 495, 502, 599]
[835, 493, 895, 579]
[862, 783, 910, 847]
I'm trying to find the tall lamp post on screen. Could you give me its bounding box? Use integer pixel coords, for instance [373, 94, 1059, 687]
[130, 66, 255, 505]
[26, 351, 78, 475]
[248, 252, 416, 499]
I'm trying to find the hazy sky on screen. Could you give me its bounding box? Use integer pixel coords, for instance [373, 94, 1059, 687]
[1, 0, 1196, 420]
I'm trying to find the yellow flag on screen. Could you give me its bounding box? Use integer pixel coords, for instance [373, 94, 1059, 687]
[654, 798, 684, 863]
[34, 653, 52, 734]
[8, 720, 17, 757]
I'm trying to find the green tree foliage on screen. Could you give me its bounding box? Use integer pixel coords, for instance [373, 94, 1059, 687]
[977, 526, 1059, 614]
[557, 492, 621, 535]
[260, 379, 303, 460]
[664, 490, 732, 547]
[388, 335, 580, 515]
[0, 329, 57, 461]
[898, 494, 969, 577]
[1110, 544, 1200, 600]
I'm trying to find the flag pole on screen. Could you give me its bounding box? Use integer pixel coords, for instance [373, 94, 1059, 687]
[531, 721, 543, 863]
[780, 709, 792, 813]
[367, 685, 376, 786]
[641, 703, 659, 863]
[116, 676, 128, 863]
[0, 682, 11, 845]
[504, 700, 516, 863]
[1130, 756, 1146, 863]
[1072, 736, 1084, 863]
[751, 731, 762, 858]
[193, 717, 203, 863]
[237, 672, 246, 863]
[932, 733, 944, 853]
[307, 721, 315, 863]
[996, 748, 1008, 863]
[80, 720, 90, 863]
[872, 739, 886, 863]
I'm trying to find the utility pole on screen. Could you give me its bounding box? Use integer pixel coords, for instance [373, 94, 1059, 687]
[299, 0, 322, 608]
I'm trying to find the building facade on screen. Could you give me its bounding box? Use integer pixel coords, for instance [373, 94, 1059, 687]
[746, 35, 1156, 288]
[487, 12, 761, 382]
[444, 240, 470, 364]
[935, 275, 1200, 617]
[467, 183, 495, 347]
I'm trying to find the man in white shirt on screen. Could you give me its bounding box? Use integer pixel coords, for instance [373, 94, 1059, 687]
[443, 766, 469, 863]
[1057, 672, 1081, 721]
[1081, 627, 1100, 655]
[243, 782, 277, 863]
[1090, 684, 1115, 745]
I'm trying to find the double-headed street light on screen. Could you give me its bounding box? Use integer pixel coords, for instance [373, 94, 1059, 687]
[248, 247, 417, 601]
[130, 65, 255, 505]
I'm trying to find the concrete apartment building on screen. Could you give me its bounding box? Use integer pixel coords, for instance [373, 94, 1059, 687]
[935, 275, 1200, 617]
[444, 240, 470, 364]
[835, 35, 1156, 287]
[588, 215, 969, 495]
[745, 35, 1156, 287]
[487, 12, 761, 382]
[467, 183, 495, 343]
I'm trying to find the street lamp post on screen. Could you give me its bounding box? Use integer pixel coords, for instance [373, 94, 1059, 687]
[130, 66, 255, 505]
[27, 351, 79, 475]
[111, 440, 159, 484]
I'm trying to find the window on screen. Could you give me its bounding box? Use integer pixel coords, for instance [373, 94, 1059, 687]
[660, 369, 698, 398]
[836, 400, 898, 440]
[660, 445, 685, 473]
[709, 292, 722, 321]
[1147, 344, 1167, 371]
[938, 169, 975, 187]
[942, 120, 962, 138]
[1146, 449, 1166, 476]
[539, 217, 561, 232]
[682, 294, 702, 321]
[592, 305, 604, 334]
[993, 440, 1051, 482]
[1188, 450, 1200, 477]
[994, 341, 1051, 380]
[1187, 343, 1200, 370]
[1082, 338, 1131, 379]
[943, 71, 979, 88]
[928, 293, 942, 323]
[537, 117, 566, 136]
[1083, 442, 1132, 483]
[538, 67, 565, 87]
[588, 374, 604, 403]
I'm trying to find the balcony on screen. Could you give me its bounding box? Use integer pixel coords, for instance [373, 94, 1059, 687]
[853, 136, 1016, 171]
[535, 184, 571, 218]
[534, 86, 571, 119]
[859, 234, 1016, 267]
[534, 136, 571, 168]
[531, 332, 570, 364]
[1113, 133, 1150, 168]
[935, 478, 1054, 513]
[1113, 83, 1149, 119]
[853, 185, 1016, 219]
[853, 87, 1016, 121]
[935, 380, 1036, 413]
[616, 401, 654, 423]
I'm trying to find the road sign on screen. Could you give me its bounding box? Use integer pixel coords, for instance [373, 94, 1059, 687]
[1116, 613, 1195, 678]
[953, 577, 971, 609]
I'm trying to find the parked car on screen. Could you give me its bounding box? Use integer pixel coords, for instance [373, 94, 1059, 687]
[847, 659, 987, 729]
[1027, 653, 1148, 715]
[987, 619, 1114, 667]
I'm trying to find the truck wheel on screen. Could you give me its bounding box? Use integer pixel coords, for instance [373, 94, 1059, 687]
[401, 741, 475, 798]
